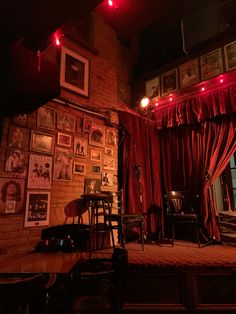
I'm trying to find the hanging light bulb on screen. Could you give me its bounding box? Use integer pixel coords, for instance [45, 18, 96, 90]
[140, 97, 150, 108]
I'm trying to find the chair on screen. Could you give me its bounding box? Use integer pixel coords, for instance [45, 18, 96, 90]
[103, 190, 145, 250]
[64, 198, 87, 224]
[165, 191, 201, 247]
[71, 247, 128, 314]
[0, 274, 46, 314]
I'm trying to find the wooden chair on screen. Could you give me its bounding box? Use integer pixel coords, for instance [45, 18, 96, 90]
[103, 190, 145, 250]
[0, 274, 46, 314]
[165, 191, 201, 247]
[64, 198, 87, 224]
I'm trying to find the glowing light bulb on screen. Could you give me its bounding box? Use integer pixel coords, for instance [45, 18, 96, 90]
[169, 97, 172, 102]
[108, 0, 113, 6]
[201, 87, 205, 92]
[140, 97, 149, 108]
[55, 37, 60, 46]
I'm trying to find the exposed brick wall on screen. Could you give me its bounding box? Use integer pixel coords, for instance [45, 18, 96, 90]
[0, 13, 135, 256]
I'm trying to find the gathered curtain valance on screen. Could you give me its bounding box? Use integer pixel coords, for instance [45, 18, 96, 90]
[152, 79, 236, 129]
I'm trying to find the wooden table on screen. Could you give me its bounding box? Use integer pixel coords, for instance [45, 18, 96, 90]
[0, 251, 88, 276]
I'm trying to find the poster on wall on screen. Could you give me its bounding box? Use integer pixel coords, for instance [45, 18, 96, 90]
[24, 191, 50, 227]
[53, 147, 73, 181]
[0, 177, 25, 214]
[5, 148, 28, 177]
[27, 155, 52, 189]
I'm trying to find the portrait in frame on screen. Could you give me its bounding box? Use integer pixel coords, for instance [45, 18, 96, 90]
[84, 178, 101, 194]
[161, 68, 178, 96]
[179, 58, 200, 89]
[105, 128, 117, 146]
[74, 136, 87, 158]
[57, 132, 72, 148]
[73, 162, 86, 175]
[0, 177, 25, 215]
[27, 154, 52, 189]
[11, 114, 27, 127]
[53, 147, 73, 181]
[103, 157, 115, 170]
[104, 147, 113, 156]
[224, 41, 236, 71]
[37, 106, 55, 131]
[83, 117, 93, 133]
[92, 165, 101, 174]
[24, 191, 50, 227]
[60, 46, 90, 97]
[8, 125, 28, 149]
[200, 48, 223, 81]
[145, 76, 160, 98]
[56, 113, 75, 133]
[89, 125, 105, 148]
[101, 172, 113, 187]
[90, 149, 102, 162]
[30, 130, 54, 154]
[5, 148, 28, 177]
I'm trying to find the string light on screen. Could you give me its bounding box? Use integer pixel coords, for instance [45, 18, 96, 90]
[108, 0, 113, 7]
[140, 97, 149, 108]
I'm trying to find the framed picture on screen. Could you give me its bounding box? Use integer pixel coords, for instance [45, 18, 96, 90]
[84, 178, 101, 194]
[24, 191, 50, 227]
[179, 58, 200, 89]
[8, 125, 28, 149]
[60, 46, 90, 97]
[145, 76, 160, 98]
[56, 113, 75, 133]
[105, 128, 117, 146]
[11, 114, 27, 126]
[89, 125, 105, 147]
[76, 116, 83, 133]
[104, 147, 113, 156]
[161, 68, 178, 96]
[83, 117, 93, 133]
[74, 136, 87, 158]
[92, 165, 101, 174]
[104, 157, 115, 170]
[0, 177, 25, 214]
[101, 172, 113, 186]
[73, 162, 86, 175]
[53, 147, 73, 181]
[90, 149, 102, 162]
[37, 106, 55, 131]
[57, 132, 72, 147]
[30, 130, 54, 154]
[27, 154, 52, 189]
[224, 41, 236, 71]
[5, 148, 28, 177]
[200, 48, 223, 81]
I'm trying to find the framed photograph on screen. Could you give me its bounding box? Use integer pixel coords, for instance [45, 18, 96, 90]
[0, 177, 25, 214]
[104, 147, 113, 156]
[27, 154, 52, 189]
[11, 114, 27, 126]
[53, 147, 73, 181]
[83, 117, 93, 133]
[179, 58, 200, 89]
[92, 165, 101, 174]
[84, 178, 101, 194]
[145, 76, 160, 98]
[76, 116, 83, 133]
[57, 132, 72, 147]
[89, 125, 105, 148]
[56, 113, 75, 133]
[24, 191, 50, 227]
[5, 148, 28, 177]
[8, 125, 28, 149]
[224, 41, 236, 71]
[101, 172, 113, 186]
[104, 157, 115, 170]
[60, 46, 90, 97]
[105, 128, 117, 146]
[161, 68, 178, 96]
[200, 48, 223, 81]
[30, 130, 54, 154]
[73, 162, 86, 175]
[74, 136, 87, 158]
[37, 106, 55, 131]
[91, 149, 102, 162]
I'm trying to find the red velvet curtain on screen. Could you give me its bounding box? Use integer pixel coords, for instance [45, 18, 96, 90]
[119, 111, 163, 235]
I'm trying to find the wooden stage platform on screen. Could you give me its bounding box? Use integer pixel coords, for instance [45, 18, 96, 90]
[108, 240, 236, 314]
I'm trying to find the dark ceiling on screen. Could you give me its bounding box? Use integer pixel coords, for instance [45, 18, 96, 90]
[1, 0, 235, 77]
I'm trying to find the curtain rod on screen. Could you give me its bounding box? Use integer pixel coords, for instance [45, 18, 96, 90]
[53, 97, 108, 119]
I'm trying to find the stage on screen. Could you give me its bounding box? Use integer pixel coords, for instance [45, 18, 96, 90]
[112, 240, 236, 313]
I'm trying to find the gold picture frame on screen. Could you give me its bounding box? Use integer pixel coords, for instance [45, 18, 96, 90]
[200, 48, 223, 81]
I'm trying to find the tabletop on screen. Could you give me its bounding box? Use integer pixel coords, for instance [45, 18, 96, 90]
[0, 251, 88, 275]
